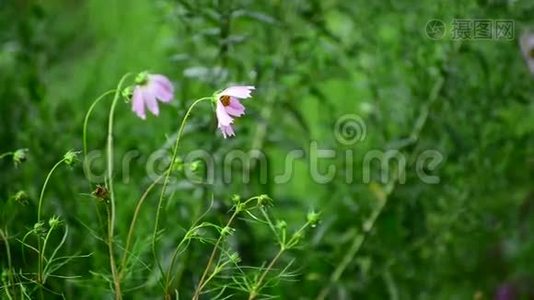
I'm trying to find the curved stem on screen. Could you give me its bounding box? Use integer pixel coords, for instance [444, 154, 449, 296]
[106, 73, 131, 300]
[37, 159, 66, 225]
[0, 229, 12, 270]
[0, 152, 13, 160]
[36, 157, 65, 285]
[83, 89, 116, 165]
[249, 216, 311, 300]
[192, 197, 259, 299]
[0, 230, 13, 300]
[191, 211, 238, 300]
[39, 224, 54, 285]
[119, 174, 164, 278]
[0, 229, 13, 293]
[248, 249, 283, 300]
[164, 197, 219, 296]
[163, 231, 191, 295]
[151, 97, 210, 279]
[197, 259, 232, 293]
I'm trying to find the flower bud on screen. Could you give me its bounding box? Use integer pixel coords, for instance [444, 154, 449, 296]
[122, 86, 134, 102]
[276, 220, 287, 231]
[33, 222, 46, 236]
[306, 210, 321, 228]
[135, 71, 149, 85]
[220, 226, 234, 237]
[229, 252, 241, 264]
[189, 160, 201, 172]
[2, 269, 11, 282]
[13, 148, 28, 166]
[48, 215, 62, 229]
[257, 194, 271, 207]
[231, 194, 241, 204]
[172, 156, 184, 172]
[63, 150, 79, 167]
[11, 190, 29, 205]
[235, 202, 246, 213]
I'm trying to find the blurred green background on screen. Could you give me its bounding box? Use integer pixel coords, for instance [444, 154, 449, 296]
[1, 0, 534, 299]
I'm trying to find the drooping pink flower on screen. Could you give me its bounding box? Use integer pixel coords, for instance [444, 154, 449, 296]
[215, 86, 255, 138]
[131, 73, 174, 119]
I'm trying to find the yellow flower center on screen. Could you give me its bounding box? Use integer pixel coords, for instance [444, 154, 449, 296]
[220, 95, 231, 107]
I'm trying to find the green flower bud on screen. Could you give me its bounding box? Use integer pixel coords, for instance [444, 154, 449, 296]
[33, 222, 46, 236]
[13, 148, 28, 166]
[48, 215, 62, 229]
[220, 226, 234, 237]
[257, 194, 271, 207]
[276, 220, 287, 231]
[189, 160, 201, 172]
[231, 194, 241, 204]
[63, 150, 79, 167]
[306, 210, 321, 227]
[229, 252, 241, 264]
[135, 71, 149, 85]
[2, 269, 11, 282]
[235, 202, 246, 213]
[122, 86, 134, 102]
[172, 156, 184, 172]
[11, 190, 29, 205]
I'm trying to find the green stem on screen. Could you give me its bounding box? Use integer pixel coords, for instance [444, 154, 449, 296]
[37, 159, 66, 224]
[197, 259, 233, 293]
[163, 231, 192, 296]
[39, 224, 54, 285]
[36, 157, 65, 288]
[0, 229, 12, 271]
[0, 228, 14, 299]
[191, 211, 239, 300]
[151, 97, 210, 279]
[106, 73, 131, 300]
[0, 152, 13, 160]
[119, 174, 164, 278]
[165, 197, 230, 296]
[249, 215, 311, 300]
[83, 89, 116, 164]
[248, 249, 283, 300]
[191, 196, 259, 299]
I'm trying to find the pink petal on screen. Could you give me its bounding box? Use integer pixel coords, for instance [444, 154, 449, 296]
[218, 124, 235, 138]
[149, 74, 174, 102]
[132, 86, 146, 119]
[216, 100, 233, 126]
[142, 87, 159, 116]
[220, 85, 255, 99]
[224, 97, 245, 117]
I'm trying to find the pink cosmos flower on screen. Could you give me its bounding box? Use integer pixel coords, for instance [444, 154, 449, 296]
[132, 73, 174, 119]
[215, 85, 255, 138]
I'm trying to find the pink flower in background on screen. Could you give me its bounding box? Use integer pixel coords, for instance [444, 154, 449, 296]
[215, 85, 255, 138]
[495, 283, 517, 300]
[132, 73, 174, 119]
